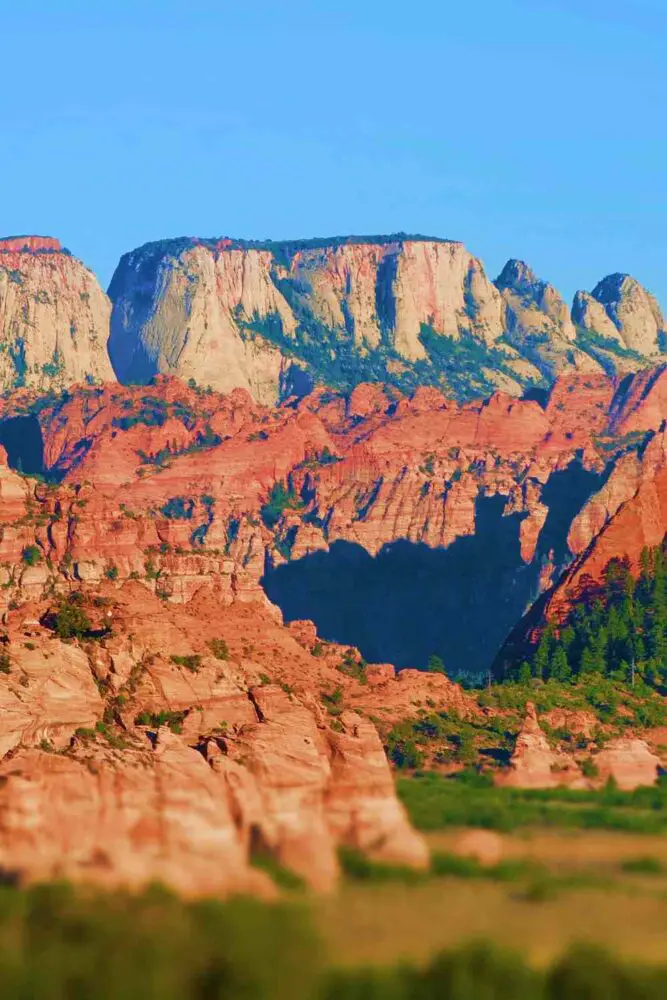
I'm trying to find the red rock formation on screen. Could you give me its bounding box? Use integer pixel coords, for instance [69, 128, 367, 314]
[499, 703, 583, 789]
[0, 362, 664, 888]
[107, 236, 667, 403]
[0, 368, 661, 669]
[0, 583, 427, 894]
[0, 236, 62, 253]
[594, 739, 661, 791]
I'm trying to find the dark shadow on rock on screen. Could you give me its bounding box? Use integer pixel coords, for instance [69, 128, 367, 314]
[0, 415, 45, 476]
[262, 461, 606, 679]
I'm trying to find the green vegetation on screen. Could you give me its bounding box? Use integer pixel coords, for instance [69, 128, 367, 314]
[208, 638, 229, 660]
[47, 593, 94, 640]
[502, 547, 667, 698]
[161, 496, 195, 520]
[416, 323, 531, 400]
[0, 882, 321, 1000]
[323, 941, 667, 998]
[0, 879, 663, 998]
[576, 325, 645, 372]
[250, 849, 307, 891]
[398, 771, 667, 834]
[386, 709, 513, 771]
[338, 845, 530, 886]
[170, 653, 201, 673]
[260, 481, 302, 528]
[137, 425, 222, 467]
[21, 544, 41, 566]
[134, 710, 187, 734]
[321, 686, 344, 716]
[236, 302, 540, 404]
[426, 654, 446, 674]
[336, 648, 368, 683]
[41, 348, 65, 379]
[621, 856, 664, 875]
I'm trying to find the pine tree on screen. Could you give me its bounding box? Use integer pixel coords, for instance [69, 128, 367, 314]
[550, 645, 572, 682]
[532, 633, 551, 680]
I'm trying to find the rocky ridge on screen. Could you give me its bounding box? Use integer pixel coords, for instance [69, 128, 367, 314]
[1, 231, 665, 405]
[107, 235, 667, 403]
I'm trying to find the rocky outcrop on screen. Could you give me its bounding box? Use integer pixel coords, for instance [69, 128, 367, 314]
[107, 235, 667, 404]
[0, 584, 427, 895]
[107, 235, 527, 404]
[0, 236, 115, 390]
[594, 738, 661, 791]
[498, 708, 662, 792]
[499, 703, 582, 789]
[495, 260, 592, 380]
[577, 274, 667, 357]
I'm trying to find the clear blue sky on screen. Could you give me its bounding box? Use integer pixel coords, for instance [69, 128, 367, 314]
[2, 0, 666, 307]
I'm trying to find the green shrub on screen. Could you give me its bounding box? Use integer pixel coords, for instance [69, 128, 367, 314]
[170, 654, 201, 673]
[208, 638, 229, 661]
[338, 847, 423, 884]
[322, 686, 344, 716]
[134, 710, 186, 734]
[621, 856, 663, 875]
[546, 942, 665, 1000]
[581, 756, 600, 779]
[260, 481, 302, 528]
[22, 545, 41, 566]
[49, 597, 92, 640]
[160, 497, 194, 520]
[421, 940, 542, 1000]
[430, 852, 531, 882]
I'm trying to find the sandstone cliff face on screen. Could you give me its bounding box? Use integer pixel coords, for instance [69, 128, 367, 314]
[107, 235, 667, 404]
[0, 585, 428, 894]
[107, 235, 526, 404]
[0, 237, 115, 390]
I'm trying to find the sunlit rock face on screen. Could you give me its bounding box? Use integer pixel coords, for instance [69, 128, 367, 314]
[0, 236, 114, 390]
[107, 234, 667, 404]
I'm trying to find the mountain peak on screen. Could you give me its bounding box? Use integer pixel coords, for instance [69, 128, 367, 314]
[494, 259, 543, 296]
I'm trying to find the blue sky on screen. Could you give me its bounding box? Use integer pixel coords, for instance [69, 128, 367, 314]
[2, 0, 666, 306]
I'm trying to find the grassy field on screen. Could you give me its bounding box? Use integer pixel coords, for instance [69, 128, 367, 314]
[317, 830, 667, 969]
[314, 776, 667, 971]
[3, 776, 667, 995]
[397, 771, 667, 834]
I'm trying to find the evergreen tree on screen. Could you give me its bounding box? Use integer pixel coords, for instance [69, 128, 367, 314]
[550, 645, 572, 682]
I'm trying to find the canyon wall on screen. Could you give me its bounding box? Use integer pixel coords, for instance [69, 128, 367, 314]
[0, 367, 662, 676]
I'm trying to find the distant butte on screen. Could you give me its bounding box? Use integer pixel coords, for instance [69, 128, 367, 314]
[0, 235, 62, 253]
